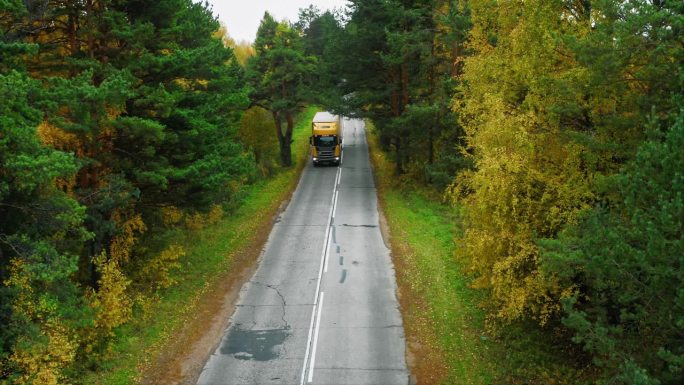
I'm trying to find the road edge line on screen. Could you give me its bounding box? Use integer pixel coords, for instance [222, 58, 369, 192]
[308, 291, 326, 383]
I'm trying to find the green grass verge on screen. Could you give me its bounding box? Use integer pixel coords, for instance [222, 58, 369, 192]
[367, 123, 492, 385]
[367, 122, 586, 385]
[86, 106, 318, 385]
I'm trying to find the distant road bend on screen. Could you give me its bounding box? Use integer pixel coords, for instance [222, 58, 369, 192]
[197, 118, 409, 385]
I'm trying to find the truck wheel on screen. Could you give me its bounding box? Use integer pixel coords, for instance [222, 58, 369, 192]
[312, 161, 319, 167]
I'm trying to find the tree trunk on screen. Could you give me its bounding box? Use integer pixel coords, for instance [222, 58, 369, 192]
[273, 111, 292, 167]
[283, 112, 294, 167]
[428, 125, 434, 164]
[401, 62, 410, 109]
[395, 136, 404, 175]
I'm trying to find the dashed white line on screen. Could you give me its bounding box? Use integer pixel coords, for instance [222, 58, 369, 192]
[324, 191, 339, 274]
[308, 291, 325, 383]
[323, 233, 332, 274]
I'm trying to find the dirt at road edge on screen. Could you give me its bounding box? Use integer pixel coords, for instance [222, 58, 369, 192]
[139, 180, 302, 385]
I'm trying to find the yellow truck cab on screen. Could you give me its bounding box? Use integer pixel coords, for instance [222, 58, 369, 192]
[310, 112, 342, 166]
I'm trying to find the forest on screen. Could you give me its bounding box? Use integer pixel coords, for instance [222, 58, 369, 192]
[1, 0, 682, 384]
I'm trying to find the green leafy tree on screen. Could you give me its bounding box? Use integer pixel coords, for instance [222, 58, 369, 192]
[296, 6, 344, 107]
[248, 12, 316, 167]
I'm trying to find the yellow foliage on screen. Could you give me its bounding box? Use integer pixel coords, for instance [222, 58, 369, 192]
[184, 212, 206, 232]
[4, 259, 34, 319]
[10, 320, 77, 385]
[140, 245, 184, 291]
[214, 22, 255, 67]
[239, 106, 278, 175]
[109, 211, 146, 264]
[5, 260, 78, 385]
[214, 22, 236, 48]
[173, 78, 191, 90]
[91, 253, 132, 337]
[452, 0, 594, 325]
[160, 206, 184, 227]
[36, 121, 80, 154]
[232, 42, 256, 68]
[180, 205, 223, 232]
[133, 293, 158, 322]
[206, 204, 224, 225]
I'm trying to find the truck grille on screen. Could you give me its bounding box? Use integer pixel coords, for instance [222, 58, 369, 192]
[316, 147, 335, 160]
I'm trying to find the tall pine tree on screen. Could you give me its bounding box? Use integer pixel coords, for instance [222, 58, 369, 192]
[248, 12, 316, 167]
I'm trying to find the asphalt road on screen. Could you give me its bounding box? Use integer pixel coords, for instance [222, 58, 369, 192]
[197, 118, 408, 385]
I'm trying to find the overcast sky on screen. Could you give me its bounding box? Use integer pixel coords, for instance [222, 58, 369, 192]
[204, 0, 349, 43]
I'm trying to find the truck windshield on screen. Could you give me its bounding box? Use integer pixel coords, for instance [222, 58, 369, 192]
[314, 136, 336, 147]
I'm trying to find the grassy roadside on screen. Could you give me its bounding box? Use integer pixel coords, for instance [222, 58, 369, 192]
[88, 106, 318, 385]
[367, 122, 592, 385]
[367, 123, 493, 385]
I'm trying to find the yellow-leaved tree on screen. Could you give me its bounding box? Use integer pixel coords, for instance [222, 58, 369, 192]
[451, 0, 595, 325]
[238, 106, 279, 176]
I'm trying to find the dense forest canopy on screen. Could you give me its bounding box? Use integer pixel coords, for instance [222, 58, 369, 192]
[323, 1, 683, 384]
[1, 0, 682, 384]
[1, 0, 257, 382]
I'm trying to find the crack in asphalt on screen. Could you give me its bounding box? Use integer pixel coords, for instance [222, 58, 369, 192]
[246, 280, 290, 330]
[266, 283, 290, 330]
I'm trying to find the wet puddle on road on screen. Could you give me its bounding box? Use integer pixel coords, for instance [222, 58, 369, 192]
[220, 327, 290, 361]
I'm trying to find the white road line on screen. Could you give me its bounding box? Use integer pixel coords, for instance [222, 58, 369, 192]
[337, 169, 342, 187]
[324, 191, 338, 273]
[323, 233, 332, 274]
[300, 169, 340, 385]
[332, 190, 339, 219]
[299, 298, 318, 385]
[308, 291, 325, 383]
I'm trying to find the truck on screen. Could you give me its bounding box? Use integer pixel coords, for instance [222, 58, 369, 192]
[310, 112, 342, 166]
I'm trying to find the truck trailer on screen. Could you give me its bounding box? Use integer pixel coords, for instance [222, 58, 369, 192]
[310, 112, 342, 166]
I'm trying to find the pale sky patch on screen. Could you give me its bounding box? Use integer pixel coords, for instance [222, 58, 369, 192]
[203, 0, 349, 43]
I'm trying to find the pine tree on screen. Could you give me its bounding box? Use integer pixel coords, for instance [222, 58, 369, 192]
[1, 5, 90, 378]
[333, 0, 468, 180]
[248, 12, 316, 167]
[1, 0, 254, 380]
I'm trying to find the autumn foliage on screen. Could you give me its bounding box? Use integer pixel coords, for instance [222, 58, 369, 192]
[2, 0, 682, 384]
[452, 1, 683, 383]
[329, 0, 683, 383]
[0, 0, 257, 382]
